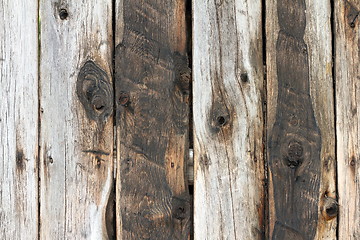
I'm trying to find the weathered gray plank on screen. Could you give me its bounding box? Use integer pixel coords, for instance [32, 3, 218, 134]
[335, 0, 360, 239]
[115, 0, 191, 239]
[39, 1, 114, 239]
[0, 1, 39, 239]
[266, 0, 336, 238]
[193, 0, 265, 239]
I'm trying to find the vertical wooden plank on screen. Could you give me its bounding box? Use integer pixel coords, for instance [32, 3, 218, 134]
[266, 0, 337, 238]
[39, 1, 114, 239]
[193, 1, 265, 239]
[115, 0, 191, 239]
[0, 0, 38, 239]
[335, 0, 360, 238]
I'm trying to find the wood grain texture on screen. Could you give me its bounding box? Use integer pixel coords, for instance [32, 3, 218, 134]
[266, 0, 336, 239]
[115, 0, 191, 239]
[39, 1, 114, 239]
[0, 0, 39, 239]
[335, 0, 360, 239]
[193, 0, 265, 239]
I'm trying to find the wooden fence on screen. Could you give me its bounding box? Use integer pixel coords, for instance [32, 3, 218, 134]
[1, 0, 359, 239]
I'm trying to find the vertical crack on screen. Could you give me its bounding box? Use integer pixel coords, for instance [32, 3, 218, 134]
[37, 0, 42, 238]
[104, 0, 117, 239]
[261, 0, 269, 239]
[330, 0, 339, 238]
[186, 0, 194, 239]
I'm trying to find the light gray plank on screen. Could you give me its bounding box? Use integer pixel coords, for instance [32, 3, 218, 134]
[0, 0, 39, 239]
[193, 0, 265, 239]
[39, 1, 114, 239]
[335, 1, 360, 239]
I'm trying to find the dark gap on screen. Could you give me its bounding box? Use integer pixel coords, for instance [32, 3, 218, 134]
[37, 0, 42, 238]
[261, 0, 269, 239]
[185, 0, 193, 239]
[186, 0, 193, 150]
[105, 182, 116, 239]
[330, 0, 339, 239]
[107, 0, 117, 239]
[188, 185, 193, 195]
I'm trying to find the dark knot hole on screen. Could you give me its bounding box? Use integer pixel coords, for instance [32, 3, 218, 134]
[59, 9, 69, 20]
[326, 204, 339, 217]
[217, 116, 226, 126]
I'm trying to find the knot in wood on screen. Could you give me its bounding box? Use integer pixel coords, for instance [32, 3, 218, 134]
[172, 196, 189, 221]
[322, 196, 339, 220]
[59, 8, 68, 20]
[216, 116, 227, 127]
[289, 114, 299, 126]
[76, 61, 113, 122]
[240, 73, 248, 83]
[118, 91, 130, 106]
[350, 157, 356, 166]
[92, 95, 106, 111]
[285, 140, 303, 168]
[208, 100, 233, 137]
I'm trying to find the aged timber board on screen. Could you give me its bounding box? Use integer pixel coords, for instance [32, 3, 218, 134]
[115, 0, 191, 239]
[266, 0, 337, 239]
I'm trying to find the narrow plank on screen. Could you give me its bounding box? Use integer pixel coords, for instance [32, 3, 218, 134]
[335, 0, 360, 238]
[115, 0, 191, 239]
[0, 0, 39, 239]
[193, 1, 265, 239]
[39, 1, 114, 239]
[266, 0, 337, 238]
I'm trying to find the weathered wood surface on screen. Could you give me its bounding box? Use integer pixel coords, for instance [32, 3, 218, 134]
[0, 1, 39, 239]
[115, 0, 191, 239]
[266, 0, 337, 239]
[193, 0, 265, 239]
[39, 1, 114, 239]
[335, 1, 360, 239]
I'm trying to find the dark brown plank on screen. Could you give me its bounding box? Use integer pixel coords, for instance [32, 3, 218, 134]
[266, 0, 336, 239]
[115, 0, 191, 239]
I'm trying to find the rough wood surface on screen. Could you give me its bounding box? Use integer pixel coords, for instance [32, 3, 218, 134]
[0, 1, 39, 239]
[39, 1, 114, 239]
[115, 0, 191, 239]
[335, 1, 360, 239]
[266, 0, 337, 239]
[193, 1, 265, 239]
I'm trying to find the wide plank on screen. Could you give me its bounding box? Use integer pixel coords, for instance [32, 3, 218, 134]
[0, 1, 39, 239]
[39, 1, 114, 238]
[335, 0, 360, 239]
[266, 0, 336, 238]
[193, 0, 265, 239]
[115, 0, 191, 239]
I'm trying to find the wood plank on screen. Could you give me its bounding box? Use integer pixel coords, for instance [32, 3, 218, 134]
[39, 1, 114, 239]
[335, 0, 360, 239]
[193, 1, 265, 239]
[0, 1, 39, 239]
[115, 0, 191, 239]
[266, 0, 337, 239]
